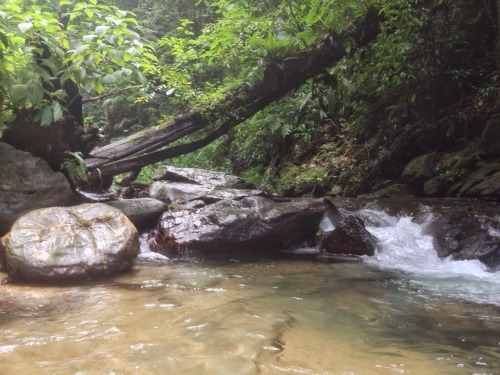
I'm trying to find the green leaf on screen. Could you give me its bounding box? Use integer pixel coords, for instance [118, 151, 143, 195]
[75, 66, 87, 81]
[11, 84, 29, 104]
[28, 83, 45, 104]
[18, 22, 33, 33]
[134, 71, 147, 85]
[95, 25, 110, 37]
[40, 106, 53, 126]
[94, 79, 104, 94]
[304, 9, 320, 26]
[52, 101, 63, 122]
[83, 34, 98, 42]
[0, 32, 8, 47]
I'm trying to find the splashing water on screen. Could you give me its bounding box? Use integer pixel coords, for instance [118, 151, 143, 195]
[360, 208, 500, 305]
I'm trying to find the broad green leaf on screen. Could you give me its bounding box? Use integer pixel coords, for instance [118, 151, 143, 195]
[75, 66, 87, 81]
[94, 79, 104, 94]
[52, 101, 63, 122]
[40, 106, 53, 126]
[11, 84, 29, 104]
[134, 71, 147, 85]
[83, 34, 98, 42]
[95, 25, 110, 37]
[18, 22, 33, 33]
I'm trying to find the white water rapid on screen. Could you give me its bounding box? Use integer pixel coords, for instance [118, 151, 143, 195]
[358, 208, 500, 306]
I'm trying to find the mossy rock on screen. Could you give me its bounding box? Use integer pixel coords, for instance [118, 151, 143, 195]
[358, 183, 415, 198]
[458, 163, 500, 198]
[423, 175, 449, 197]
[402, 153, 435, 184]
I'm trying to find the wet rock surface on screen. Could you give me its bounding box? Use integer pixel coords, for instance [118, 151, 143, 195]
[149, 165, 263, 206]
[425, 207, 500, 272]
[148, 196, 327, 256]
[1, 203, 139, 282]
[106, 198, 168, 229]
[321, 213, 377, 256]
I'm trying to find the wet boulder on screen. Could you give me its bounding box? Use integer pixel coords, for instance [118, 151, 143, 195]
[426, 205, 500, 271]
[321, 212, 377, 256]
[0, 142, 78, 236]
[150, 181, 263, 206]
[106, 198, 168, 230]
[148, 196, 327, 256]
[149, 165, 262, 206]
[153, 165, 256, 189]
[1, 203, 139, 282]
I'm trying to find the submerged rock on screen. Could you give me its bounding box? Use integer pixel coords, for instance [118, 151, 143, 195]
[148, 196, 327, 256]
[1, 203, 139, 282]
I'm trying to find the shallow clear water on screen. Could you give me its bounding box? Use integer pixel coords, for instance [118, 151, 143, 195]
[1, 209, 500, 374]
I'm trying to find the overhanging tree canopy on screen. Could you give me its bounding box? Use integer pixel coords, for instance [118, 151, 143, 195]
[85, 7, 382, 177]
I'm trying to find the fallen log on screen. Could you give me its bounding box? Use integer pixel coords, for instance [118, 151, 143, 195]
[85, 7, 382, 177]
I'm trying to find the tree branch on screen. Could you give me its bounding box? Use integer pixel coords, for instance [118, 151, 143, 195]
[85, 7, 382, 177]
[82, 85, 143, 104]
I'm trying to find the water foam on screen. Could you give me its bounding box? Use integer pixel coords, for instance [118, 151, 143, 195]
[361, 209, 500, 305]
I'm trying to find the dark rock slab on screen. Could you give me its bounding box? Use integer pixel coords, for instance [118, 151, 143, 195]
[148, 196, 327, 256]
[426, 207, 500, 271]
[106, 198, 168, 229]
[0, 142, 78, 236]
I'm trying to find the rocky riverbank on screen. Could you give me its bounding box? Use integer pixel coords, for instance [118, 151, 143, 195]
[0, 142, 498, 283]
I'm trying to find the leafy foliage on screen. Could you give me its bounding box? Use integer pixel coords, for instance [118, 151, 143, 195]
[0, 0, 156, 127]
[60, 151, 87, 184]
[2, 0, 496, 197]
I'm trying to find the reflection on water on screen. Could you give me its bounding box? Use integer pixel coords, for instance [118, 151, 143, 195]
[1, 259, 499, 375]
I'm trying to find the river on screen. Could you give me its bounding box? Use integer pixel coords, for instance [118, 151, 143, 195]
[1, 205, 499, 374]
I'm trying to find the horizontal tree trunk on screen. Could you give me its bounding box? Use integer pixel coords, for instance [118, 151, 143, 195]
[85, 7, 381, 177]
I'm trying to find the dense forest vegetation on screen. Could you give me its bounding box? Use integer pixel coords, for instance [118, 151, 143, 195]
[1, 0, 498, 198]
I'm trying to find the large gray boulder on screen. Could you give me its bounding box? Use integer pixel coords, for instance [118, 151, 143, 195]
[0, 142, 78, 236]
[148, 196, 327, 256]
[1, 204, 139, 282]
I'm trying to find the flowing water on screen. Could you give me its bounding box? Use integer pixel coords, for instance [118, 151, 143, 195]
[1, 206, 499, 374]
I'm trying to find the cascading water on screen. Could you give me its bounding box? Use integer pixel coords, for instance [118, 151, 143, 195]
[358, 207, 500, 305]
